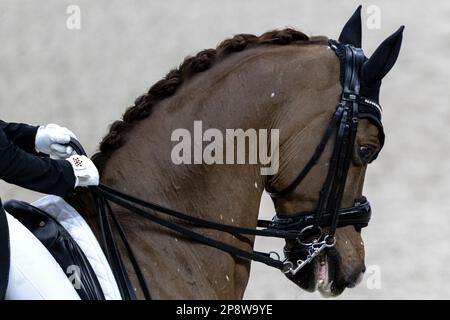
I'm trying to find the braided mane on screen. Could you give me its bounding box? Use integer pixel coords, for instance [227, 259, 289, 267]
[92, 28, 328, 170]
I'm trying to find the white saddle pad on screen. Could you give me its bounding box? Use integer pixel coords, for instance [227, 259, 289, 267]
[32, 195, 122, 300]
[5, 212, 80, 300]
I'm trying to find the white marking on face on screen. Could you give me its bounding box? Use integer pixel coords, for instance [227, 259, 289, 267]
[270, 92, 275, 98]
[226, 275, 230, 282]
[254, 182, 258, 188]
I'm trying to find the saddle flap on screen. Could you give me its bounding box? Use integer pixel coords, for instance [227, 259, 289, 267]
[3, 200, 105, 300]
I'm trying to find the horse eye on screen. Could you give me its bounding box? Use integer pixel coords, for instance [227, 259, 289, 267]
[359, 145, 375, 162]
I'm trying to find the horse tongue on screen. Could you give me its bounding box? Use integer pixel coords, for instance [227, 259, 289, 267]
[316, 254, 328, 281]
[315, 254, 332, 295]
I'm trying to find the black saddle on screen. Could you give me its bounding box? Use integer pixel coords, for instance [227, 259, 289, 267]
[3, 200, 105, 300]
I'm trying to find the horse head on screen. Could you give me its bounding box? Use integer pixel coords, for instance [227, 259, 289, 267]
[266, 6, 403, 296]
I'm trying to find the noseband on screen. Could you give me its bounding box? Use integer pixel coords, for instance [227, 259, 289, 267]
[68, 39, 384, 299]
[266, 40, 384, 275]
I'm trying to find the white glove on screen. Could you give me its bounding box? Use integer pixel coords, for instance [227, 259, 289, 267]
[66, 155, 99, 187]
[35, 124, 77, 159]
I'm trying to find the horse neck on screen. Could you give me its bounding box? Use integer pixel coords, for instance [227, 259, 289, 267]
[74, 43, 336, 299]
[87, 48, 284, 299]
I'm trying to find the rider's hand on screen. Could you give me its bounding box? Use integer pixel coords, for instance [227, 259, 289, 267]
[35, 124, 77, 159]
[66, 155, 99, 187]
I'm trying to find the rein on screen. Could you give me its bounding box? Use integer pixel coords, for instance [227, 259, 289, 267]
[67, 39, 384, 300]
[69, 140, 304, 300]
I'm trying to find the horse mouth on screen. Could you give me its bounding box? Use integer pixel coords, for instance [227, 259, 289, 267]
[313, 250, 364, 297]
[314, 253, 334, 296]
[285, 248, 365, 297]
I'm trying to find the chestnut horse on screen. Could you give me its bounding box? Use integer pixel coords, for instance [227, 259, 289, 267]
[70, 9, 403, 299]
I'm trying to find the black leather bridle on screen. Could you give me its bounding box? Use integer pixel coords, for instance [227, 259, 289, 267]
[68, 39, 385, 300]
[265, 40, 384, 274]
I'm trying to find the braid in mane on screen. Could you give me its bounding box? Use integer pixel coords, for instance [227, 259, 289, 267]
[92, 28, 327, 171]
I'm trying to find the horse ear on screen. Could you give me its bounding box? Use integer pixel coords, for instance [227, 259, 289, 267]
[338, 5, 362, 48]
[362, 26, 404, 86]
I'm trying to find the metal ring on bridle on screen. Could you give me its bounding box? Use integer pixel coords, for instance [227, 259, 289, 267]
[269, 251, 281, 261]
[282, 260, 294, 274]
[297, 225, 323, 246]
[323, 234, 336, 247]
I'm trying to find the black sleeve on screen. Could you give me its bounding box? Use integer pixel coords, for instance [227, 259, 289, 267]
[0, 127, 75, 197]
[0, 120, 39, 155]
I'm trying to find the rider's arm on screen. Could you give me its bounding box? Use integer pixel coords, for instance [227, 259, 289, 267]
[0, 127, 76, 197]
[0, 120, 40, 155]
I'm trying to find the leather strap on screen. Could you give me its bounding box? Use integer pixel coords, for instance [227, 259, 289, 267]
[93, 186, 286, 271]
[95, 194, 138, 300]
[266, 106, 345, 198]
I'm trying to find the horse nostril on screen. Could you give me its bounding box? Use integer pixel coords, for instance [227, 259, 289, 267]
[361, 265, 366, 273]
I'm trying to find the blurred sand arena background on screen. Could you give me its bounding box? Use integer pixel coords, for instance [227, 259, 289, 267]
[1, 0, 449, 299]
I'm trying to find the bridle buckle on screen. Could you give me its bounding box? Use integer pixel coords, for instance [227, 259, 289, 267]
[341, 92, 358, 102]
